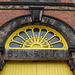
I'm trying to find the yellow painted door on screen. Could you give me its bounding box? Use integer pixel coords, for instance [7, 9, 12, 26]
[37, 62, 73, 75]
[0, 62, 36, 75]
[0, 62, 73, 75]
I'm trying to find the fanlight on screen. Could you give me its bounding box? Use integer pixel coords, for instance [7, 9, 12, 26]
[5, 25, 68, 49]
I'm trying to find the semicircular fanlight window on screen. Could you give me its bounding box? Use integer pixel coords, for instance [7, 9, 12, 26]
[5, 25, 68, 49]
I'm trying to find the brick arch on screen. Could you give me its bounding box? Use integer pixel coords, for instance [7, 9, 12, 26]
[0, 14, 75, 46]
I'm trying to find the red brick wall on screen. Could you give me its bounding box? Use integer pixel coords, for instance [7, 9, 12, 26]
[44, 11, 75, 29]
[61, 0, 72, 3]
[0, 0, 10, 1]
[0, 10, 30, 26]
[0, 0, 75, 30]
[0, 0, 72, 2]
[0, 1, 30, 27]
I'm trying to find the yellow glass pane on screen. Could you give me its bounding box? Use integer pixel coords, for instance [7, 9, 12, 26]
[37, 62, 73, 75]
[0, 62, 36, 75]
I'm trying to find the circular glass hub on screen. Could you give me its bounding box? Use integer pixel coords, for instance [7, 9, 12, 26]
[5, 25, 68, 49]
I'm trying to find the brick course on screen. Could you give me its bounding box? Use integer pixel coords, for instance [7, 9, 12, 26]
[0, 0, 74, 30]
[0, 10, 30, 26]
[61, 0, 72, 3]
[0, 0, 10, 1]
[44, 10, 75, 29]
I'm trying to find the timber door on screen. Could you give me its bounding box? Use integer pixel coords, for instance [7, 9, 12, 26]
[37, 62, 73, 75]
[0, 62, 73, 75]
[0, 62, 36, 75]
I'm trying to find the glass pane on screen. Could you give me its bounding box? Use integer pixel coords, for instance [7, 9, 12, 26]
[40, 29, 47, 37]
[26, 29, 33, 37]
[19, 32, 28, 39]
[51, 43, 63, 48]
[50, 37, 60, 43]
[13, 36, 23, 43]
[9, 42, 20, 47]
[34, 28, 39, 36]
[45, 32, 54, 39]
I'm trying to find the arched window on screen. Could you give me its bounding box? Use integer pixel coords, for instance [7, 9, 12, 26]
[5, 25, 68, 49]
[0, 24, 73, 75]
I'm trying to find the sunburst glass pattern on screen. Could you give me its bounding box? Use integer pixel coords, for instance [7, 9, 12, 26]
[5, 25, 68, 49]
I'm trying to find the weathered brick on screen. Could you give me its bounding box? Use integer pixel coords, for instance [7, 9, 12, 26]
[0, 0, 74, 30]
[0, 10, 30, 26]
[44, 10, 75, 29]
[61, 0, 72, 3]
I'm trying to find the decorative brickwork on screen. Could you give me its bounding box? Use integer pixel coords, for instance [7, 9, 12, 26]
[0, 14, 75, 46]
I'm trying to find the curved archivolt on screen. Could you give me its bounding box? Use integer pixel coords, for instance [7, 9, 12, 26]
[5, 25, 68, 49]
